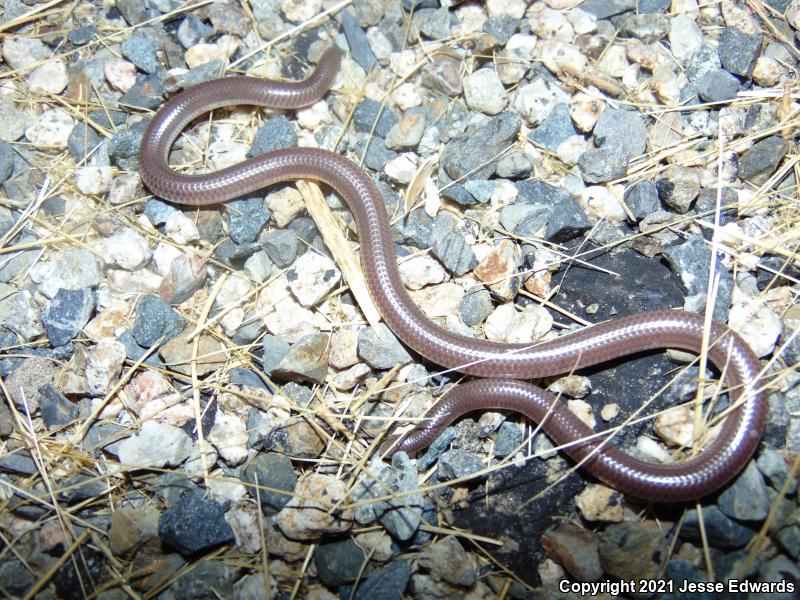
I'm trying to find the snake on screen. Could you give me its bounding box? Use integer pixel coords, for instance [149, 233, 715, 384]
[139, 47, 767, 502]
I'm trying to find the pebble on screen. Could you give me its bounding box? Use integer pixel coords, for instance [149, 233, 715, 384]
[575, 484, 624, 523]
[275, 473, 354, 540]
[121, 32, 159, 74]
[75, 165, 114, 195]
[0, 288, 44, 341]
[756, 446, 797, 494]
[529, 103, 579, 152]
[436, 448, 484, 480]
[27, 60, 68, 94]
[695, 68, 741, 103]
[348, 560, 411, 600]
[159, 491, 235, 555]
[542, 524, 603, 582]
[286, 251, 341, 306]
[728, 290, 782, 357]
[417, 535, 477, 588]
[43, 288, 95, 348]
[164, 211, 199, 244]
[353, 98, 399, 138]
[118, 421, 193, 468]
[599, 521, 667, 581]
[2, 37, 51, 70]
[39, 384, 79, 429]
[738, 136, 790, 183]
[398, 255, 447, 290]
[579, 185, 627, 222]
[272, 332, 329, 383]
[384, 153, 417, 184]
[160, 329, 227, 376]
[473, 239, 521, 301]
[653, 405, 695, 447]
[717, 461, 770, 522]
[25, 109, 73, 149]
[177, 14, 215, 49]
[249, 115, 297, 158]
[422, 56, 463, 96]
[342, 9, 376, 71]
[681, 505, 754, 549]
[463, 68, 507, 115]
[109, 507, 160, 558]
[719, 27, 763, 77]
[242, 452, 298, 514]
[656, 165, 701, 213]
[385, 112, 426, 150]
[84, 337, 124, 395]
[131, 295, 188, 348]
[594, 108, 648, 159]
[226, 197, 270, 244]
[440, 110, 521, 180]
[101, 227, 153, 270]
[429, 213, 477, 275]
[104, 60, 137, 93]
[578, 143, 628, 183]
[315, 538, 366, 587]
[669, 13, 704, 64]
[261, 229, 298, 268]
[208, 412, 249, 466]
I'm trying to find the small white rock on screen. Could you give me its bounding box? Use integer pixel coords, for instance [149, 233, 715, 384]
[600, 403, 620, 421]
[25, 109, 73, 149]
[287, 251, 342, 307]
[579, 186, 627, 222]
[266, 186, 304, 227]
[398, 255, 447, 290]
[384, 153, 418, 184]
[296, 100, 331, 130]
[654, 405, 696, 447]
[164, 211, 200, 244]
[752, 56, 783, 87]
[27, 60, 68, 94]
[486, 0, 526, 18]
[463, 69, 507, 115]
[85, 338, 126, 396]
[567, 399, 596, 429]
[329, 328, 360, 370]
[118, 420, 194, 468]
[104, 60, 137, 93]
[575, 484, 623, 522]
[2, 37, 51, 70]
[76, 166, 114, 195]
[484, 303, 553, 343]
[668, 14, 704, 64]
[281, 0, 321, 23]
[101, 227, 152, 270]
[208, 412, 249, 466]
[728, 289, 782, 357]
[570, 91, 604, 132]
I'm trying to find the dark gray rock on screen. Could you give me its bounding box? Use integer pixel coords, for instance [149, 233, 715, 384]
[108, 120, 149, 170]
[413, 8, 451, 40]
[261, 334, 290, 375]
[685, 44, 721, 82]
[43, 287, 95, 348]
[416, 427, 457, 471]
[718, 461, 770, 522]
[441, 111, 521, 180]
[158, 491, 235, 555]
[430, 212, 476, 275]
[662, 559, 714, 600]
[172, 560, 233, 600]
[460, 288, 493, 327]
[58, 474, 106, 504]
[527, 103, 578, 152]
[232, 363, 271, 391]
[177, 13, 214, 49]
[131, 295, 188, 348]
[441, 184, 480, 206]
[314, 538, 366, 587]
[501, 179, 591, 242]
[118, 330, 164, 368]
[118, 74, 165, 110]
[272, 333, 329, 383]
[718, 27, 763, 78]
[242, 452, 297, 514]
[226, 197, 270, 244]
[681, 505, 755, 549]
[578, 0, 636, 18]
[144, 197, 177, 226]
[163, 60, 224, 92]
[660, 236, 733, 321]
[0, 449, 37, 474]
[398, 208, 433, 249]
[436, 448, 484, 480]
[623, 13, 670, 43]
[117, 0, 158, 24]
[598, 521, 667, 581]
[0, 395, 13, 437]
[483, 15, 518, 46]
[495, 150, 530, 179]
[756, 446, 797, 494]
[353, 98, 399, 138]
[357, 324, 412, 370]
[343, 9, 376, 71]
[463, 180, 495, 204]
[594, 108, 648, 158]
[738, 136, 790, 182]
[351, 560, 411, 600]
[121, 32, 160, 74]
[261, 229, 298, 267]
[68, 26, 96, 45]
[68, 123, 102, 163]
[494, 421, 522, 458]
[0, 141, 15, 184]
[53, 546, 103, 600]
[637, 0, 671, 11]
[248, 115, 297, 157]
[359, 136, 398, 171]
[0, 560, 36, 596]
[39, 383, 79, 429]
[402, 0, 439, 8]
[751, 556, 800, 600]
[695, 68, 740, 103]
[624, 180, 660, 221]
[578, 144, 629, 183]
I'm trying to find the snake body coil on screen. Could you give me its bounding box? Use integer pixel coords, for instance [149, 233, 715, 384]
[140, 48, 767, 502]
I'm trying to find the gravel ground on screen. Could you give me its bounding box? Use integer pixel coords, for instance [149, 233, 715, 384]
[0, 0, 799, 598]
